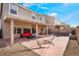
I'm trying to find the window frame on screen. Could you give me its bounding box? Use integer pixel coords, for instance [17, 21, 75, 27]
[40, 16, 45, 22]
[31, 13, 36, 20]
[23, 28, 31, 33]
[32, 27, 36, 34]
[40, 16, 43, 21]
[17, 27, 22, 34]
[14, 27, 17, 34]
[9, 4, 18, 16]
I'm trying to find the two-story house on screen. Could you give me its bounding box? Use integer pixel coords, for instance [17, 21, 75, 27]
[0, 3, 63, 45]
[0, 3, 57, 44]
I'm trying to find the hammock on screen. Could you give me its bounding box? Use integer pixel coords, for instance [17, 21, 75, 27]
[35, 35, 55, 48]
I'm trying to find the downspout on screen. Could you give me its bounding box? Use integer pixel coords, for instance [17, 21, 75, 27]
[0, 3, 3, 38]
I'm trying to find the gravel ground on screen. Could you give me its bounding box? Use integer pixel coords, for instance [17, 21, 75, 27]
[64, 39, 79, 56]
[0, 43, 39, 56]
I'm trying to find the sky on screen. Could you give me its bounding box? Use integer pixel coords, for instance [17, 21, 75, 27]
[19, 3, 79, 27]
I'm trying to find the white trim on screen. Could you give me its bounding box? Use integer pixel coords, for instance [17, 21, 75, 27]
[9, 3, 18, 16]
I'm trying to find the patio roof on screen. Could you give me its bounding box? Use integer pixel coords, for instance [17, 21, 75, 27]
[4, 15, 47, 26]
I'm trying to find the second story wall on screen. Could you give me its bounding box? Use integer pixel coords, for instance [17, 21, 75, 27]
[18, 7, 30, 20]
[2, 3, 46, 24]
[2, 3, 9, 20]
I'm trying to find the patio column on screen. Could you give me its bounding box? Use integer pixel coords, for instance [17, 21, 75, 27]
[52, 26, 54, 34]
[22, 28, 23, 34]
[46, 25, 48, 34]
[10, 20, 14, 44]
[36, 24, 38, 38]
[30, 27, 32, 33]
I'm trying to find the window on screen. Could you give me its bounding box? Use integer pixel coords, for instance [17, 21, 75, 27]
[40, 16, 45, 21]
[32, 27, 36, 34]
[0, 29, 2, 38]
[17, 28, 21, 34]
[32, 16, 35, 19]
[23, 28, 30, 33]
[9, 4, 18, 15]
[14, 27, 17, 34]
[31, 14, 36, 20]
[40, 17, 42, 21]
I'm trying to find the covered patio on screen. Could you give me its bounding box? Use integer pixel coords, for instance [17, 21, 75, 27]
[3, 17, 49, 45]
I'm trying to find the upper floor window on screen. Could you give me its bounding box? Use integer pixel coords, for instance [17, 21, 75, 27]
[31, 13, 36, 20]
[40, 17, 43, 21]
[40, 16, 45, 22]
[32, 16, 35, 19]
[9, 4, 18, 15]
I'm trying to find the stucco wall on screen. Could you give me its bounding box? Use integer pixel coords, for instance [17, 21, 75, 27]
[2, 3, 46, 25]
[76, 28, 79, 42]
[2, 21, 11, 39]
[2, 3, 9, 20]
[18, 6, 32, 21]
[1, 3, 10, 39]
[16, 4, 46, 24]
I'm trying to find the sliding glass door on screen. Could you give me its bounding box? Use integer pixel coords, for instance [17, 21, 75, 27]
[23, 28, 30, 33]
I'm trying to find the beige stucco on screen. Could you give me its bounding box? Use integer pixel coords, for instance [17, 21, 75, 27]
[2, 3, 9, 20]
[2, 20, 11, 39]
[2, 3, 46, 25]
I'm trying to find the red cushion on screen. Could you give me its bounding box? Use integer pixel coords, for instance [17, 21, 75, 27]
[22, 32, 32, 37]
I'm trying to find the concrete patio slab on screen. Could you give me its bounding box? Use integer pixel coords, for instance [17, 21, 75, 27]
[22, 36, 69, 56]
